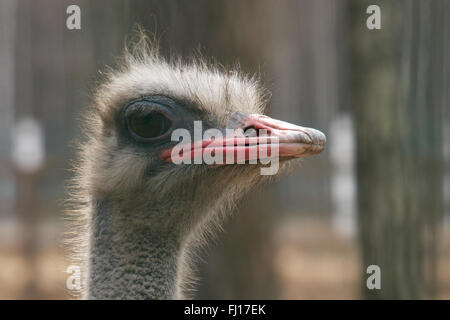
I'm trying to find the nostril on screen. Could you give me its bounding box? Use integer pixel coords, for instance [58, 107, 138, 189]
[243, 125, 259, 137]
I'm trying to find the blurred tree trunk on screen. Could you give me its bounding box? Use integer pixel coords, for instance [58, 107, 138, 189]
[350, 0, 446, 299]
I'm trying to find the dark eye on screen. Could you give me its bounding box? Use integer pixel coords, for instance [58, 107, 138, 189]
[128, 111, 173, 139]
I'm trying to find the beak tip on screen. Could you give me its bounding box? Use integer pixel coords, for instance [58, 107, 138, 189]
[308, 127, 326, 144]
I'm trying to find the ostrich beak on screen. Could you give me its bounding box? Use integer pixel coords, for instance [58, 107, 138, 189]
[160, 114, 326, 164]
[235, 114, 326, 158]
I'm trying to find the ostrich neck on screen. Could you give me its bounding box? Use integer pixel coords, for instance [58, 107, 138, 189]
[87, 199, 183, 299]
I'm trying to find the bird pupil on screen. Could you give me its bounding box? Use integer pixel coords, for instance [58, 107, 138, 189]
[129, 112, 171, 139]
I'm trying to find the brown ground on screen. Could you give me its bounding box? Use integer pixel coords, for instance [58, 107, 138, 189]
[0, 218, 449, 299]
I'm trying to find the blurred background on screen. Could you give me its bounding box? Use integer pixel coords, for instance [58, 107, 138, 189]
[0, 0, 449, 299]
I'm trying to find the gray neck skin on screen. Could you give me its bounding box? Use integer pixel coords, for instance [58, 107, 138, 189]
[87, 200, 182, 299]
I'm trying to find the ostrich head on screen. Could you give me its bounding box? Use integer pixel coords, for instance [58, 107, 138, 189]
[69, 36, 326, 299]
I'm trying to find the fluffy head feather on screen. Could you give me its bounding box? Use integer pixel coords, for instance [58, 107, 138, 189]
[65, 33, 278, 298]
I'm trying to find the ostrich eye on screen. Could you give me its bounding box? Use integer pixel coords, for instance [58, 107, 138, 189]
[128, 111, 173, 140]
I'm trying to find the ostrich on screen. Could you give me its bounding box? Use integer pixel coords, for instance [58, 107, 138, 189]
[66, 36, 326, 300]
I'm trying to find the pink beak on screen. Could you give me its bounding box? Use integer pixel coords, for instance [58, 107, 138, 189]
[160, 114, 326, 164]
